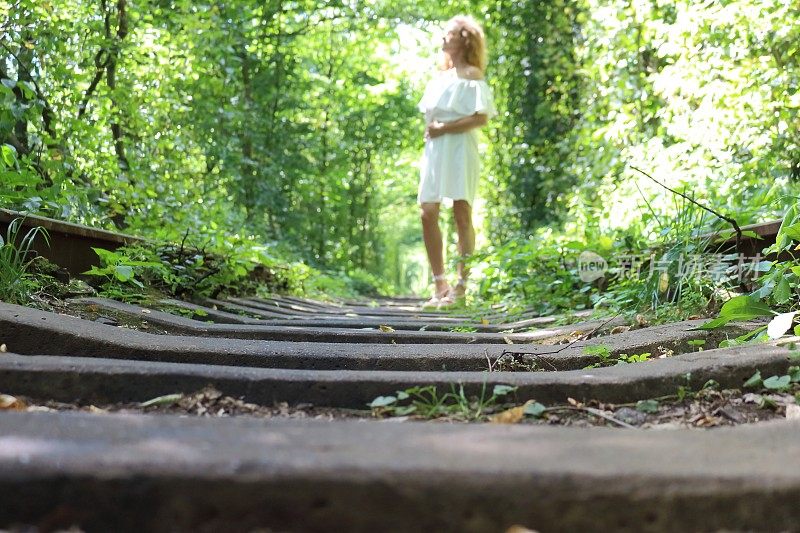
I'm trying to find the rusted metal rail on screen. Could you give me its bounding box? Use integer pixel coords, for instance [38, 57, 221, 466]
[0, 209, 142, 274]
[706, 219, 783, 257]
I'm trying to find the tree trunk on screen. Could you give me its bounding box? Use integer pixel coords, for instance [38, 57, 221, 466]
[104, 0, 130, 173]
[239, 45, 256, 219]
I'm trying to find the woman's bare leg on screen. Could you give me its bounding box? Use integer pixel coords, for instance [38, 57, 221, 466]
[452, 200, 475, 296]
[420, 202, 449, 295]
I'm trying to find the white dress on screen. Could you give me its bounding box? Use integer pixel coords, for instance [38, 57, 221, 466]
[417, 69, 497, 206]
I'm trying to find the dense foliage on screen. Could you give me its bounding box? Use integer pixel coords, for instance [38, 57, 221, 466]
[2, 0, 798, 308]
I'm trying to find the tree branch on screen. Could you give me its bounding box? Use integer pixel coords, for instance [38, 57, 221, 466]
[77, 50, 110, 118]
[630, 165, 742, 251]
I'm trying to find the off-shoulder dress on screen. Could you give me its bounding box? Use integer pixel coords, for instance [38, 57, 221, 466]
[417, 68, 497, 206]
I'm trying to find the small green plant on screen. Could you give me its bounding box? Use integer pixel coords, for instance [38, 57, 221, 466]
[448, 326, 478, 333]
[583, 344, 613, 368]
[618, 352, 652, 364]
[635, 399, 660, 413]
[0, 218, 49, 304]
[697, 295, 773, 330]
[752, 204, 800, 308]
[687, 339, 706, 351]
[83, 247, 163, 302]
[369, 383, 517, 421]
[718, 326, 770, 348]
[582, 344, 651, 368]
[743, 367, 800, 393]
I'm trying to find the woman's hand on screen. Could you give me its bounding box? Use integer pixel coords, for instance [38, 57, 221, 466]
[424, 121, 447, 141]
[424, 113, 489, 141]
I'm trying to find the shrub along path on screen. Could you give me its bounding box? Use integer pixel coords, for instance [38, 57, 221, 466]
[0, 295, 799, 531]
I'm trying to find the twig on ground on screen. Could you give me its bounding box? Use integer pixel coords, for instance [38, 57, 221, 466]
[498, 312, 622, 360]
[545, 406, 638, 429]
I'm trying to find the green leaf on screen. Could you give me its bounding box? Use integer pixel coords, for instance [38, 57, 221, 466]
[687, 339, 706, 347]
[635, 399, 659, 413]
[763, 375, 791, 391]
[788, 366, 800, 383]
[139, 393, 183, 407]
[754, 260, 773, 272]
[113, 264, 134, 282]
[17, 80, 35, 99]
[781, 223, 800, 242]
[743, 370, 762, 389]
[774, 277, 792, 303]
[369, 395, 397, 408]
[92, 247, 121, 264]
[492, 384, 517, 397]
[523, 401, 546, 418]
[741, 230, 762, 239]
[1, 144, 16, 167]
[125, 260, 163, 267]
[697, 295, 774, 330]
[583, 344, 611, 356]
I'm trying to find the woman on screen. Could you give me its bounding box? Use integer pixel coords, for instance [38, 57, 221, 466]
[417, 15, 496, 307]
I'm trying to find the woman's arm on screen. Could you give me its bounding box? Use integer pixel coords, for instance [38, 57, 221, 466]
[426, 113, 488, 139]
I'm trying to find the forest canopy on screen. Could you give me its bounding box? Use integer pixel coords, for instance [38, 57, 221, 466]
[1, 0, 798, 302]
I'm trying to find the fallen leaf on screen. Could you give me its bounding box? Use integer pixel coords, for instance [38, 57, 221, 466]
[715, 406, 744, 424]
[379, 325, 395, 333]
[489, 400, 533, 424]
[658, 272, 669, 293]
[503, 336, 514, 345]
[0, 344, 6, 353]
[786, 403, 800, 420]
[481, 318, 489, 325]
[693, 414, 721, 427]
[0, 394, 26, 410]
[88, 405, 108, 414]
[140, 309, 151, 314]
[742, 393, 763, 405]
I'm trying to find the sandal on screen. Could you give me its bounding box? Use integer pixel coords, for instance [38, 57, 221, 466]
[422, 274, 451, 308]
[437, 278, 467, 309]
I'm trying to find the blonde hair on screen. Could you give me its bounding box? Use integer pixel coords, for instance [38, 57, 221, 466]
[440, 15, 488, 72]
